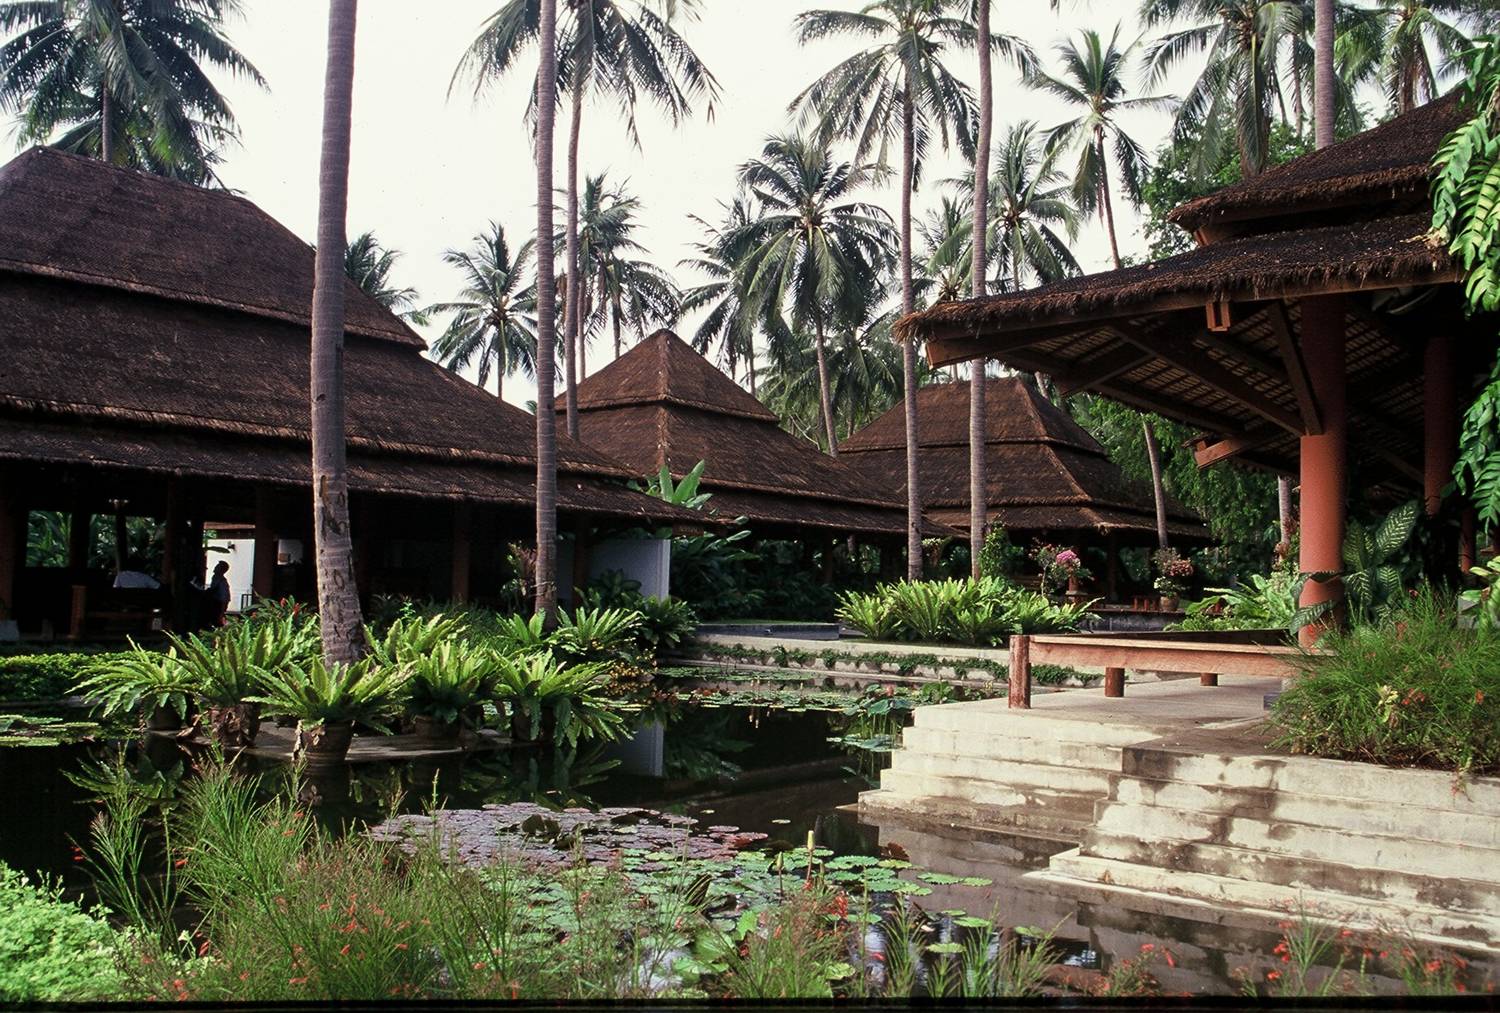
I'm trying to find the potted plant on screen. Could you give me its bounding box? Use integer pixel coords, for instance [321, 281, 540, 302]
[492, 652, 623, 746]
[174, 616, 318, 750]
[1031, 544, 1091, 599]
[1152, 548, 1195, 611]
[404, 641, 496, 742]
[250, 656, 407, 766]
[73, 639, 197, 731]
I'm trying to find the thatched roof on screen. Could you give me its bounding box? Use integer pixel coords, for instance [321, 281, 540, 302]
[899, 213, 1453, 344]
[840, 379, 1207, 542]
[567, 330, 944, 537]
[1169, 94, 1463, 236]
[0, 147, 421, 347]
[0, 150, 700, 526]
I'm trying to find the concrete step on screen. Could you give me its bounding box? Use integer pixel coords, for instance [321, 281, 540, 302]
[1122, 745, 1500, 814]
[913, 704, 1173, 746]
[858, 786, 1092, 846]
[889, 749, 1117, 796]
[1091, 795, 1500, 879]
[1081, 827, 1500, 920]
[1039, 850, 1500, 953]
[1107, 775, 1500, 851]
[901, 725, 1122, 769]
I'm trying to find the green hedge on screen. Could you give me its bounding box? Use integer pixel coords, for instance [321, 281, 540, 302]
[0, 863, 121, 1002]
[0, 650, 130, 702]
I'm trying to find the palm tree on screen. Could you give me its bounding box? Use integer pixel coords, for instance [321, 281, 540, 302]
[0, 0, 264, 178]
[969, 0, 992, 580]
[308, 0, 364, 664]
[791, 0, 1033, 579]
[731, 134, 896, 458]
[455, 0, 716, 441]
[915, 197, 972, 305]
[344, 232, 428, 324]
[1030, 26, 1175, 270]
[1368, 1, 1473, 113]
[427, 223, 539, 403]
[534, 0, 560, 619]
[983, 122, 1083, 292]
[681, 195, 762, 393]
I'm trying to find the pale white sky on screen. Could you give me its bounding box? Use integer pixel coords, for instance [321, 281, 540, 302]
[88, 2, 1192, 402]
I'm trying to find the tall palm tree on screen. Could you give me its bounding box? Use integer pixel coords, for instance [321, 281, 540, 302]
[344, 232, 428, 324]
[916, 196, 972, 305]
[455, 0, 716, 441]
[791, 0, 1033, 579]
[969, 0, 992, 580]
[1030, 26, 1175, 270]
[1368, 0, 1472, 113]
[427, 223, 539, 403]
[0, 0, 264, 178]
[309, 0, 363, 664]
[731, 134, 896, 457]
[681, 195, 762, 393]
[983, 122, 1083, 292]
[534, 0, 560, 619]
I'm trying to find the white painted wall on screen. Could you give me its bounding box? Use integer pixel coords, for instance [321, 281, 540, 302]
[590, 537, 671, 600]
[205, 538, 254, 614]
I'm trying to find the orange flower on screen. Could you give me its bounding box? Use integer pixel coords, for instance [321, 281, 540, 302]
[1266, 970, 1281, 982]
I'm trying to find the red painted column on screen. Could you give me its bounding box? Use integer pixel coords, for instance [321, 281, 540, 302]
[1298, 296, 1348, 647]
[1424, 332, 1457, 518]
[253, 488, 276, 603]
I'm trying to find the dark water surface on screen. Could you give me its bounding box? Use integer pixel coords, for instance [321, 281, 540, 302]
[0, 703, 1489, 997]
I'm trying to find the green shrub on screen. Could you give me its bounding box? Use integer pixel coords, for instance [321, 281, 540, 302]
[1271, 590, 1500, 775]
[0, 649, 132, 701]
[0, 863, 121, 1002]
[835, 579, 1093, 646]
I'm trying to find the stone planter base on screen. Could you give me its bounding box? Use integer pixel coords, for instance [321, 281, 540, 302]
[206, 702, 260, 750]
[412, 715, 460, 743]
[299, 720, 355, 767]
[145, 705, 183, 733]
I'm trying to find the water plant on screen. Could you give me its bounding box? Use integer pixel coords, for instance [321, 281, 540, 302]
[492, 653, 623, 746]
[74, 640, 197, 727]
[402, 640, 496, 735]
[250, 656, 408, 763]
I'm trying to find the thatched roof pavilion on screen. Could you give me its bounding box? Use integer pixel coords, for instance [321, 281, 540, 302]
[0, 149, 697, 635]
[840, 378, 1206, 543]
[565, 330, 944, 542]
[895, 94, 1496, 643]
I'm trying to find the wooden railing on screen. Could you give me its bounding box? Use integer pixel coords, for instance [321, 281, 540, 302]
[1006, 631, 1307, 708]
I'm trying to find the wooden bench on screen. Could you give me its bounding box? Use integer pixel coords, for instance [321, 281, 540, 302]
[1006, 631, 1307, 708]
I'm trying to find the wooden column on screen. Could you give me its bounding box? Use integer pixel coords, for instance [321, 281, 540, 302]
[1105, 532, 1120, 603]
[1007, 634, 1032, 709]
[112, 504, 128, 573]
[1104, 666, 1126, 698]
[571, 519, 591, 603]
[162, 478, 184, 587]
[1297, 296, 1347, 647]
[451, 502, 473, 604]
[253, 488, 276, 603]
[0, 479, 19, 621]
[1424, 332, 1457, 518]
[68, 507, 91, 569]
[1200, 672, 1219, 687]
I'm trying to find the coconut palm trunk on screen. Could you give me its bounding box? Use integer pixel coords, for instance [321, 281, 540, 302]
[1314, 0, 1335, 150]
[563, 81, 584, 440]
[814, 314, 839, 455]
[1097, 129, 1122, 270]
[1142, 417, 1169, 550]
[100, 87, 114, 162]
[969, 0, 992, 581]
[309, 0, 365, 664]
[901, 85, 921, 580]
[534, 0, 561, 619]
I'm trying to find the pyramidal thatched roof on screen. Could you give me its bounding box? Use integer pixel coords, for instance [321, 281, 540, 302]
[568, 330, 953, 537]
[840, 379, 1208, 542]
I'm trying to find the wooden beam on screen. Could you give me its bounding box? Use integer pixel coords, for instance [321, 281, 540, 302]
[1115, 318, 1307, 437]
[1192, 317, 1286, 380]
[1057, 342, 1153, 396]
[1266, 301, 1323, 435]
[917, 321, 1099, 365]
[1193, 433, 1269, 468]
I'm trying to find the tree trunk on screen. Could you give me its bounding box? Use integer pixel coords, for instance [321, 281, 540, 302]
[612, 291, 623, 360]
[1278, 474, 1294, 547]
[969, 0, 991, 581]
[900, 85, 922, 581]
[1143, 417, 1169, 550]
[1097, 132, 1123, 271]
[309, 0, 365, 664]
[563, 81, 584, 441]
[100, 86, 114, 163]
[533, 0, 560, 620]
[1314, 0, 1335, 150]
[747, 343, 757, 398]
[814, 315, 838, 456]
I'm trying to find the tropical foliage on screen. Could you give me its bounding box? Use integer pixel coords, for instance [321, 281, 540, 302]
[837, 577, 1094, 646]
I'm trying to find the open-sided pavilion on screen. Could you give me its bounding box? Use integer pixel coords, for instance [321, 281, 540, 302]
[0, 149, 699, 639]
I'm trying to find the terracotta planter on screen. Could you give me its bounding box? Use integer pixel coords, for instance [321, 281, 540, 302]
[145, 704, 182, 733]
[412, 715, 460, 743]
[206, 702, 261, 750]
[1159, 595, 1180, 612]
[299, 720, 354, 767]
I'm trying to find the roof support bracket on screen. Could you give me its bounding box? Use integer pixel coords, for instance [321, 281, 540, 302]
[1266, 301, 1323, 435]
[1206, 300, 1233, 332]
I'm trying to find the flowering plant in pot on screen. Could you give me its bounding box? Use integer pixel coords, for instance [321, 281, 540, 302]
[249, 656, 408, 766]
[403, 641, 497, 742]
[1031, 544, 1092, 598]
[74, 639, 197, 731]
[1151, 548, 1195, 609]
[175, 615, 318, 749]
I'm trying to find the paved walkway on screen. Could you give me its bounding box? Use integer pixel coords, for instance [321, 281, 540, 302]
[982, 674, 1283, 731]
